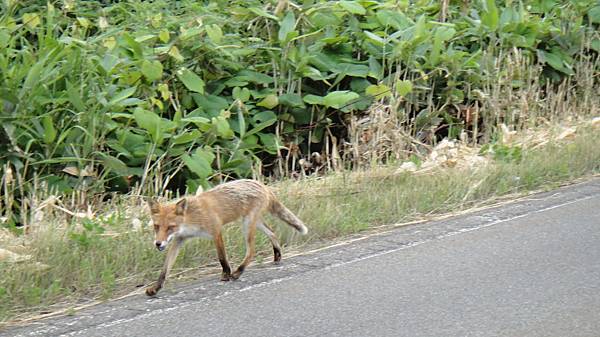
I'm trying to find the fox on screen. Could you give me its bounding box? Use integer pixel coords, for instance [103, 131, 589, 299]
[145, 179, 308, 296]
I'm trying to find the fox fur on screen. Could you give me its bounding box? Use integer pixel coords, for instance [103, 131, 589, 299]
[145, 179, 308, 296]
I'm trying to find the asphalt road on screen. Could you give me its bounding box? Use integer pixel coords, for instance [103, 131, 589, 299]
[3, 179, 600, 337]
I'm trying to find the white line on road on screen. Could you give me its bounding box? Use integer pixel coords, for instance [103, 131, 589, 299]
[321, 194, 597, 271]
[13, 192, 598, 337]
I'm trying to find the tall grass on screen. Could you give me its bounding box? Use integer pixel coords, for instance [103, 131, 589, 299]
[1, 0, 599, 229]
[1, 125, 599, 324]
[1, 0, 599, 325]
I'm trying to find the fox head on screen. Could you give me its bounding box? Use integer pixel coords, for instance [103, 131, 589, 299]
[148, 198, 188, 251]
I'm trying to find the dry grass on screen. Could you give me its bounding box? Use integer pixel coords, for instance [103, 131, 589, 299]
[291, 37, 600, 174]
[1, 122, 599, 324]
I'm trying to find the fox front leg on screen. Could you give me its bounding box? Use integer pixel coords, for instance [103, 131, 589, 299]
[146, 237, 183, 296]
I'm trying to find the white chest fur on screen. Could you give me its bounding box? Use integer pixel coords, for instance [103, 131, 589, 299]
[176, 225, 213, 239]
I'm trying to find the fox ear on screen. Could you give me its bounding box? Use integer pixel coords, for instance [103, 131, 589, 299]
[175, 198, 187, 215]
[148, 199, 160, 214]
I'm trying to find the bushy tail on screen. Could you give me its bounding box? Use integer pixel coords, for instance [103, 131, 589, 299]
[269, 199, 308, 235]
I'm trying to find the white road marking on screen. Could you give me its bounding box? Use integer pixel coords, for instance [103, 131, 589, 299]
[10, 191, 598, 337]
[322, 194, 597, 271]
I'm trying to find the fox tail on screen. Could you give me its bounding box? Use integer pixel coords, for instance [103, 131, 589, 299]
[269, 199, 308, 235]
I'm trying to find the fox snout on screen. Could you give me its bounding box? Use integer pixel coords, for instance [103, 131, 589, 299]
[154, 240, 167, 251]
[154, 233, 175, 251]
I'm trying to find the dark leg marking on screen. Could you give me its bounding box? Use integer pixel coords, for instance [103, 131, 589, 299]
[273, 247, 282, 264]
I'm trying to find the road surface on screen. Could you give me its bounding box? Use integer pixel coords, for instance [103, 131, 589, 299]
[3, 179, 600, 337]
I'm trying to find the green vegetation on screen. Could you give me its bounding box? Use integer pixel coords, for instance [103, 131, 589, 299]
[1, 0, 599, 228]
[1, 0, 599, 325]
[1, 125, 599, 324]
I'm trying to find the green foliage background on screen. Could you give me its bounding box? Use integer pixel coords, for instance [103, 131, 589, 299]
[1, 0, 599, 225]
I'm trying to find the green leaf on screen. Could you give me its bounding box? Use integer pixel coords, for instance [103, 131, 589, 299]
[66, 80, 85, 111]
[22, 13, 41, 29]
[182, 153, 212, 179]
[192, 94, 228, 117]
[338, 1, 366, 15]
[249, 7, 279, 20]
[253, 110, 277, 124]
[351, 78, 371, 93]
[257, 94, 279, 109]
[365, 84, 391, 99]
[141, 60, 163, 82]
[182, 116, 211, 128]
[396, 80, 413, 97]
[0, 30, 10, 49]
[258, 133, 282, 154]
[338, 63, 369, 78]
[376, 10, 412, 30]
[303, 94, 324, 105]
[538, 50, 573, 75]
[232, 87, 251, 102]
[279, 93, 305, 108]
[195, 147, 215, 164]
[168, 46, 184, 63]
[481, 0, 499, 31]
[212, 116, 234, 138]
[323, 91, 360, 109]
[21, 54, 46, 98]
[100, 154, 129, 176]
[309, 52, 342, 72]
[205, 24, 223, 44]
[121, 32, 143, 60]
[99, 54, 119, 74]
[158, 29, 170, 43]
[158, 83, 171, 100]
[589, 6, 600, 24]
[133, 107, 162, 144]
[363, 31, 385, 44]
[236, 107, 247, 139]
[591, 38, 600, 53]
[430, 27, 456, 66]
[172, 130, 201, 145]
[246, 118, 277, 138]
[278, 11, 297, 45]
[436, 26, 456, 41]
[42, 116, 56, 144]
[309, 11, 343, 28]
[414, 15, 427, 40]
[368, 57, 382, 80]
[108, 87, 137, 106]
[237, 70, 274, 84]
[77, 17, 90, 29]
[176, 67, 205, 94]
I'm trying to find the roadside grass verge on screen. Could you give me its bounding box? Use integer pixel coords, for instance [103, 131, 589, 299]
[278, 125, 600, 239]
[1, 125, 599, 325]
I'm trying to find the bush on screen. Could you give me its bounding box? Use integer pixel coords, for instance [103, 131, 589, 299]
[1, 0, 599, 227]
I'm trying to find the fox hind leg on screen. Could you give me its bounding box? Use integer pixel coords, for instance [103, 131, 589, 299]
[258, 221, 282, 263]
[213, 230, 232, 281]
[232, 215, 258, 279]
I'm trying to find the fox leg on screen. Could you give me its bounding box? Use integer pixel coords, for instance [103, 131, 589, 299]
[257, 221, 282, 263]
[213, 230, 232, 281]
[146, 237, 183, 296]
[232, 215, 258, 279]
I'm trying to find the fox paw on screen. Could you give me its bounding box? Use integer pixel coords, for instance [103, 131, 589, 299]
[220, 272, 231, 282]
[274, 251, 282, 264]
[145, 286, 159, 297]
[231, 270, 243, 280]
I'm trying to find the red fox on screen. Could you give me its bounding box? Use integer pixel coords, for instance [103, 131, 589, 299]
[145, 179, 308, 296]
